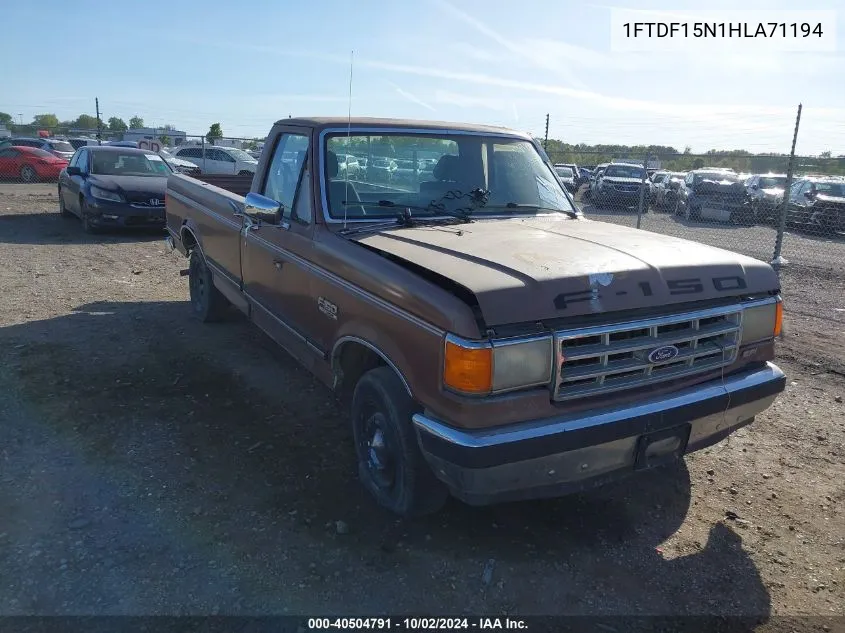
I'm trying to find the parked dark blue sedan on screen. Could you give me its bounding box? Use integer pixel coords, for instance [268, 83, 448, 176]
[57, 146, 172, 233]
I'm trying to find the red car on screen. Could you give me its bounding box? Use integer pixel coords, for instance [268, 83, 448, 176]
[0, 146, 69, 182]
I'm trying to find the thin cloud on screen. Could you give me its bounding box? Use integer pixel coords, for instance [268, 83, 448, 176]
[512, 103, 520, 124]
[433, 0, 592, 92]
[388, 81, 436, 112]
[433, 89, 507, 111]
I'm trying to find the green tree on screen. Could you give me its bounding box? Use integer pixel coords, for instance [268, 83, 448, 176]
[129, 116, 145, 129]
[0, 112, 12, 126]
[163, 124, 176, 131]
[32, 113, 59, 129]
[159, 134, 171, 146]
[74, 114, 100, 129]
[206, 123, 223, 145]
[108, 117, 128, 133]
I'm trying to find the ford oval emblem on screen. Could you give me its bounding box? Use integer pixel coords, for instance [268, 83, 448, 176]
[648, 345, 679, 363]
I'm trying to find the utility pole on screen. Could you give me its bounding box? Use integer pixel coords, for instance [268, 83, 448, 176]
[17, 114, 23, 126]
[543, 113, 550, 151]
[95, 97, 103, 145]
[771, 103, 802, 271]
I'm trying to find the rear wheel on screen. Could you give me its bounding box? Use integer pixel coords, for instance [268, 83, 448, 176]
[188, 249, 228, 322]
[20, 165, 37, 183]
[351, 367, 448, 517]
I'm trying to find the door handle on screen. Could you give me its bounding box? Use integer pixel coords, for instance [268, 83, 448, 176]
[273, 259, 284, 270]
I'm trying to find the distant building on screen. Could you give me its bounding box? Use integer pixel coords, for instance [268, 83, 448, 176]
[122, 127, 187, 145]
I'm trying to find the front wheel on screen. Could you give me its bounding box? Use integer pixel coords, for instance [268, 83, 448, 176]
[58, 188, 73, 218]
[188, 249, 228, 322]
[351, 367, 449, 517]
[80, 200, 99, 234]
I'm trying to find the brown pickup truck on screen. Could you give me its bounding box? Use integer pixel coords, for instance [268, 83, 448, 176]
[165, 117, 786, 517]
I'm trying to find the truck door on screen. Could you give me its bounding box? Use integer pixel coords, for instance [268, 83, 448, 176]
[240, 128, 322, 371]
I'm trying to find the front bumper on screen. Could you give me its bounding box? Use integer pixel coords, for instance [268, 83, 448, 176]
[87, 199, 166, 228]
[413, 362, 786, 506]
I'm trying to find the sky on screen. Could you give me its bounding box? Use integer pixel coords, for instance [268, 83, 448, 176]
[1, 0, 843, 155]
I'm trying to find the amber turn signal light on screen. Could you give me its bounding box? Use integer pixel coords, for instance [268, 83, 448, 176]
[443, 338, 493, 395]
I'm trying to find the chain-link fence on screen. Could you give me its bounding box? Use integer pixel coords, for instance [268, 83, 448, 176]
[547, 149, 845, 278]
[1, 121, 843, 279]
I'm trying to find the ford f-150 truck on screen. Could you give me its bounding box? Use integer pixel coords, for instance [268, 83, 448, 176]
[164, 117, 786, 517]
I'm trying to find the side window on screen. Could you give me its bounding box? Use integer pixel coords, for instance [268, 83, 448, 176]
[685, 173, 694, 185]
[77, 150, 89, 173]
[263, 133, 310, 221]
[216, 149, 235, 163]
[68, 151, 80, 168]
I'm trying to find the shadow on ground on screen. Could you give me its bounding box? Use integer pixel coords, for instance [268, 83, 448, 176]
[0, 211, 165, 245]
[0, 300, 771, 619]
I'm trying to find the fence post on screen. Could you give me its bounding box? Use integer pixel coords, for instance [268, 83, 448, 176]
[201, 136, 206, 173]
[636, 154, 649, 229]
[771, 103, 802, 271]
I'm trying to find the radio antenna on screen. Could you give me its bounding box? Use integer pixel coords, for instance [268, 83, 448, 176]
[343, 50, 354, 230]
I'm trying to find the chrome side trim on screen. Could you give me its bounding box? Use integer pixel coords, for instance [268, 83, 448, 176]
[244, 290, 325, 358]
[244, 232, 443, 336]
[331, 336, 412, 396]
[168, 189, 242, 230]
[413, 362, 785, 449]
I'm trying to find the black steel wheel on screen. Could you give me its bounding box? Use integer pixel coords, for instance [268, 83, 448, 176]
[351, 366, 448, 517]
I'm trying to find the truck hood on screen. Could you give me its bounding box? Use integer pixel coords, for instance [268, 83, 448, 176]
[352, 217, 778, 326]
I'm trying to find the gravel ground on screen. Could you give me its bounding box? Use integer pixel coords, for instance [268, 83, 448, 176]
[0, 184, 843, 624]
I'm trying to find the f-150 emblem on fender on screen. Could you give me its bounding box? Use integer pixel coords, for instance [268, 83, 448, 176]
[318, 297, 338, 320]
[648, 345, 680, 363]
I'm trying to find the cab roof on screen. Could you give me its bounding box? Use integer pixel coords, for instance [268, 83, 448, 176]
[273, 117, 532, 138]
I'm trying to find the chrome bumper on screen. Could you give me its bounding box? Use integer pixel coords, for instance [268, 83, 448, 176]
[413, 362, 786, 505]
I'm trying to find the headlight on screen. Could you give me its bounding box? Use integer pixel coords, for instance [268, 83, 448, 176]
[443, 334, 553, 396]
[90, 186, 123, 203]
[741, 298, 783, 345]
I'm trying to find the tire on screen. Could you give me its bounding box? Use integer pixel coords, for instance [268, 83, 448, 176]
[58, 188, 73, 218]
[20, 165, 37, 183]
[80, 200, 98, 234]
[351, 366, 449, 517]
[188, 249, 228, 322]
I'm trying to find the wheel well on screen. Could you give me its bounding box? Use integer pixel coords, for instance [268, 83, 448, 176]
[333, 340, 391, 398]
[181, 226, 198, 253]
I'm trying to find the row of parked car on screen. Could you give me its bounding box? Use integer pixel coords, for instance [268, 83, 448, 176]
[552, 159, 844, 235]
[0, 135, 263, 183]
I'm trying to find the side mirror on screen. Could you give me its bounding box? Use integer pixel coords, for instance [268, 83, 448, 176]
[244, 192, 282, 225]
[66, 166, 83, 176]
[804, 191, 814, 200]
[750, 183, 759, 190]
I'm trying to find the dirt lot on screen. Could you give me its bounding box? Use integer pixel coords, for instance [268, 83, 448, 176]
[0, 184, 843, 623]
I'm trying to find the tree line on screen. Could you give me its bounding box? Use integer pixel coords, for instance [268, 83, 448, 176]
[542, 139, 845, 176]
[0, 112, 228, 147]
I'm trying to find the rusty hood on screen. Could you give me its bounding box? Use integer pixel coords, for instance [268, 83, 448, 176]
[350, 216, 779, 327]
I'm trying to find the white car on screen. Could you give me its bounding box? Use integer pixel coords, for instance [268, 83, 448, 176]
[158, 149, 200, 174]
[173, 145, 259, 175]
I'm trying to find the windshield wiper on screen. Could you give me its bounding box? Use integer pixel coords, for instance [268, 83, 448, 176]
[340, 188, 490, 226]
[479, 202, 581, 219]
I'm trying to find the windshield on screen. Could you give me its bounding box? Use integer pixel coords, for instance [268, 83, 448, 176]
[815, 182, 845, 197]
[324, 132, 575, 220]
[555, 166, 574, 178]
[604, 164, 645, 179]
[225, 148, 256, 162]
[90, 151, 172, 176]
[758, 176, 787, 189]
[48, 141, 75, 153]
[695, 171, 739, 183]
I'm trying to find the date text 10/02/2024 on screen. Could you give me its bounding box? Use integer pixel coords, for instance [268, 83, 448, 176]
[307, 618, 528, 630]
[622, 22, 823, 38]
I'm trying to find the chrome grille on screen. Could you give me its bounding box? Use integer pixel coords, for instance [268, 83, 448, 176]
[553, 305, 743, 401]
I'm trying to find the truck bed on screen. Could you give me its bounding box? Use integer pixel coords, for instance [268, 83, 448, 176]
[165, 172, 249, 246]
